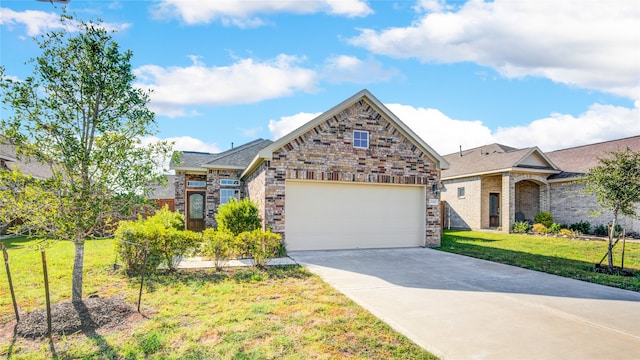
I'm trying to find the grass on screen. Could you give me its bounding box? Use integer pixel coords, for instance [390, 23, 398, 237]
[0, 236, 437, 359]
[438, 230, 640, 292]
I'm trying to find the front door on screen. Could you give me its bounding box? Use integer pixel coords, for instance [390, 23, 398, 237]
[489, 193, 500, 227]
[187, 192, 205, 231]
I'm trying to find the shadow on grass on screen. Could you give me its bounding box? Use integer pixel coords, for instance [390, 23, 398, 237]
[71, 300, 121, 359]
[439, 236, 640, 293]
[128, 265, 311, 293]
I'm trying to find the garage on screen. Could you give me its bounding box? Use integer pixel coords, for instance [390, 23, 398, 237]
[284, 180, 426, 251]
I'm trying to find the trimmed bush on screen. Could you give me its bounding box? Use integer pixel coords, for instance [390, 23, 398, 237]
[215, 198, 262, 236]
[558, 228, 575, 237]
[201, 228, 237, 271]
[115, 206, 202, 274]
[534, 212, 554, 228]
[532, 223, 548, 234]
[569, 221, 591, 235]
[593, 224, 608, 236]
[512, 221, 532, 234]
[548, 223, 562, 234]
[237, 229, 282, 267]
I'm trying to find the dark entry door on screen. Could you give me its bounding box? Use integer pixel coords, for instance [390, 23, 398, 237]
[187, 192, 205, 232]
[489, 193, 500, 227]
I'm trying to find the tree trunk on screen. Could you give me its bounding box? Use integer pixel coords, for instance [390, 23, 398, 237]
[72, 239, 85, 302]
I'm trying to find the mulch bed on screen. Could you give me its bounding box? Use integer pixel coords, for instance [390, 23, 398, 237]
[14, 295, 136, 339]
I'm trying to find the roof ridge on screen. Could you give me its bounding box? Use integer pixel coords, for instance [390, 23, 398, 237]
[547, 135, 640, 153]
[207, 138, 272, 164]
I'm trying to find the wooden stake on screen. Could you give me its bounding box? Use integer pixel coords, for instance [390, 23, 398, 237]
[42, 250, 52, 336]
[2, 243, 20, 322]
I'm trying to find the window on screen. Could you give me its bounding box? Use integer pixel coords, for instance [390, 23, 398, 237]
[220, 179, 240, 186]
[188, 193, 204, 219]
[220, 189, 238, 205]
[457, 187, 465, 199]
[353, 130, 369, 149]
[187, 180, 206, 188]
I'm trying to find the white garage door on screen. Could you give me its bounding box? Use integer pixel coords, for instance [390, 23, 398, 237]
[285, 180, 426, 251]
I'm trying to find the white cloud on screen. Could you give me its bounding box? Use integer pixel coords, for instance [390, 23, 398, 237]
[134, 55, 318, 117]
[268, 112, 322, 140]
[0, 8, 60, 36]
[350, 0, 640, 100]
[492, 103, 640, 151]
[0, 7, 130, 37]
[386, 102, 640, 155]
[141, 135, 221, 173]
[321, 55, 399, 84]
[152, 0, 372, 26]
[387, 104, 494, 155]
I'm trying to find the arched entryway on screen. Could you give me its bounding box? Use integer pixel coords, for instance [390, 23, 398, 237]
[514, 179, 545, 223]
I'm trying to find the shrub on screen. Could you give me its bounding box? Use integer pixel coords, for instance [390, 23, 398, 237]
[237, 229, 282, 267]
[532, 223, 548, 234]
[215, 198, 262, 236]
[115, 207, 202, 274]
[201, 228, 237, 271]
[548, 223, 562, 234]
[593, 224, 608, 236]
[115, 220, 162, 275]
[512, 221, 532, 234]
[558, 228, 575, 237]
[569, 221, 591, 235]
[534, 212, 554, 228]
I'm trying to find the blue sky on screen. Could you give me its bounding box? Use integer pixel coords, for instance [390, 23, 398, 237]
[1, 0, 639, 159]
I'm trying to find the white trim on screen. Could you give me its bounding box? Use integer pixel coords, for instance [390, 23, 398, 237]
[442, 167, 561, 181]
[353, 130, 369, 149]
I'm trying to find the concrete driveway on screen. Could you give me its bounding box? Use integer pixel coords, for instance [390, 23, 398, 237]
[289, 248, 640, 360]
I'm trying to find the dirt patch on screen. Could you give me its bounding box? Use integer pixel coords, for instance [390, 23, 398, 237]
[13, 295, 136, 339]
[594, 264, 637, 277]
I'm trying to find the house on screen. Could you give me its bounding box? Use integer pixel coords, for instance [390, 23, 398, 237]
[0, 142, 53, 179]
[171, 89, 449, 250]
[147, 174, 177, 211]
[441, 135, 640, 234]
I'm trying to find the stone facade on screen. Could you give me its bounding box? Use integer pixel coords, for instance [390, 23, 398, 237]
[246, 99, 442, 246]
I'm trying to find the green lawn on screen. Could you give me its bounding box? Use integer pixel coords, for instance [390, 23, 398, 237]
[438, 230, 640, 292]
[1, 237, 437, 359]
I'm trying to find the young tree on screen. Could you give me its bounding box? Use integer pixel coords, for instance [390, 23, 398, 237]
[584, 147, 640, 270]
[0, 12, 171, 302]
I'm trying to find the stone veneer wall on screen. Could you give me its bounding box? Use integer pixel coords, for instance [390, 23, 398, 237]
[205, 169, 243, 229]
[174, 172, 186, 215]
[243, 164, 267, 229]
[255, 99, 443, 246]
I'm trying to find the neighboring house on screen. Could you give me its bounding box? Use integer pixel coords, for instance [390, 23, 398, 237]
[441, 136, 640, 234]
[147, 174, 177, 211]
[0, 143, 53, 179]
[171, 89, 449, 250]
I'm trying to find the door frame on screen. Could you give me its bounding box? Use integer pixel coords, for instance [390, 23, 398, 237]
[489, 192, 500, 227]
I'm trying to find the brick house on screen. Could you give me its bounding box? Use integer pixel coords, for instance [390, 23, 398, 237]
[171, 89, 450, 250]
[440, 135, 640, 234]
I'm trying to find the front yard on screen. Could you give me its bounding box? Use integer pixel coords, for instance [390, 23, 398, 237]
[438, 230, 640, 292]
[0, 237, 436, 359]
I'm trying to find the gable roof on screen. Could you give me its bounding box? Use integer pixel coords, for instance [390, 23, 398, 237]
[242, 89, 449, 178]
[546, 135, 640, 179]
[0, 143, 54, 179]
[442, 143, 560, 180]
[171, 139, 272, 172]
